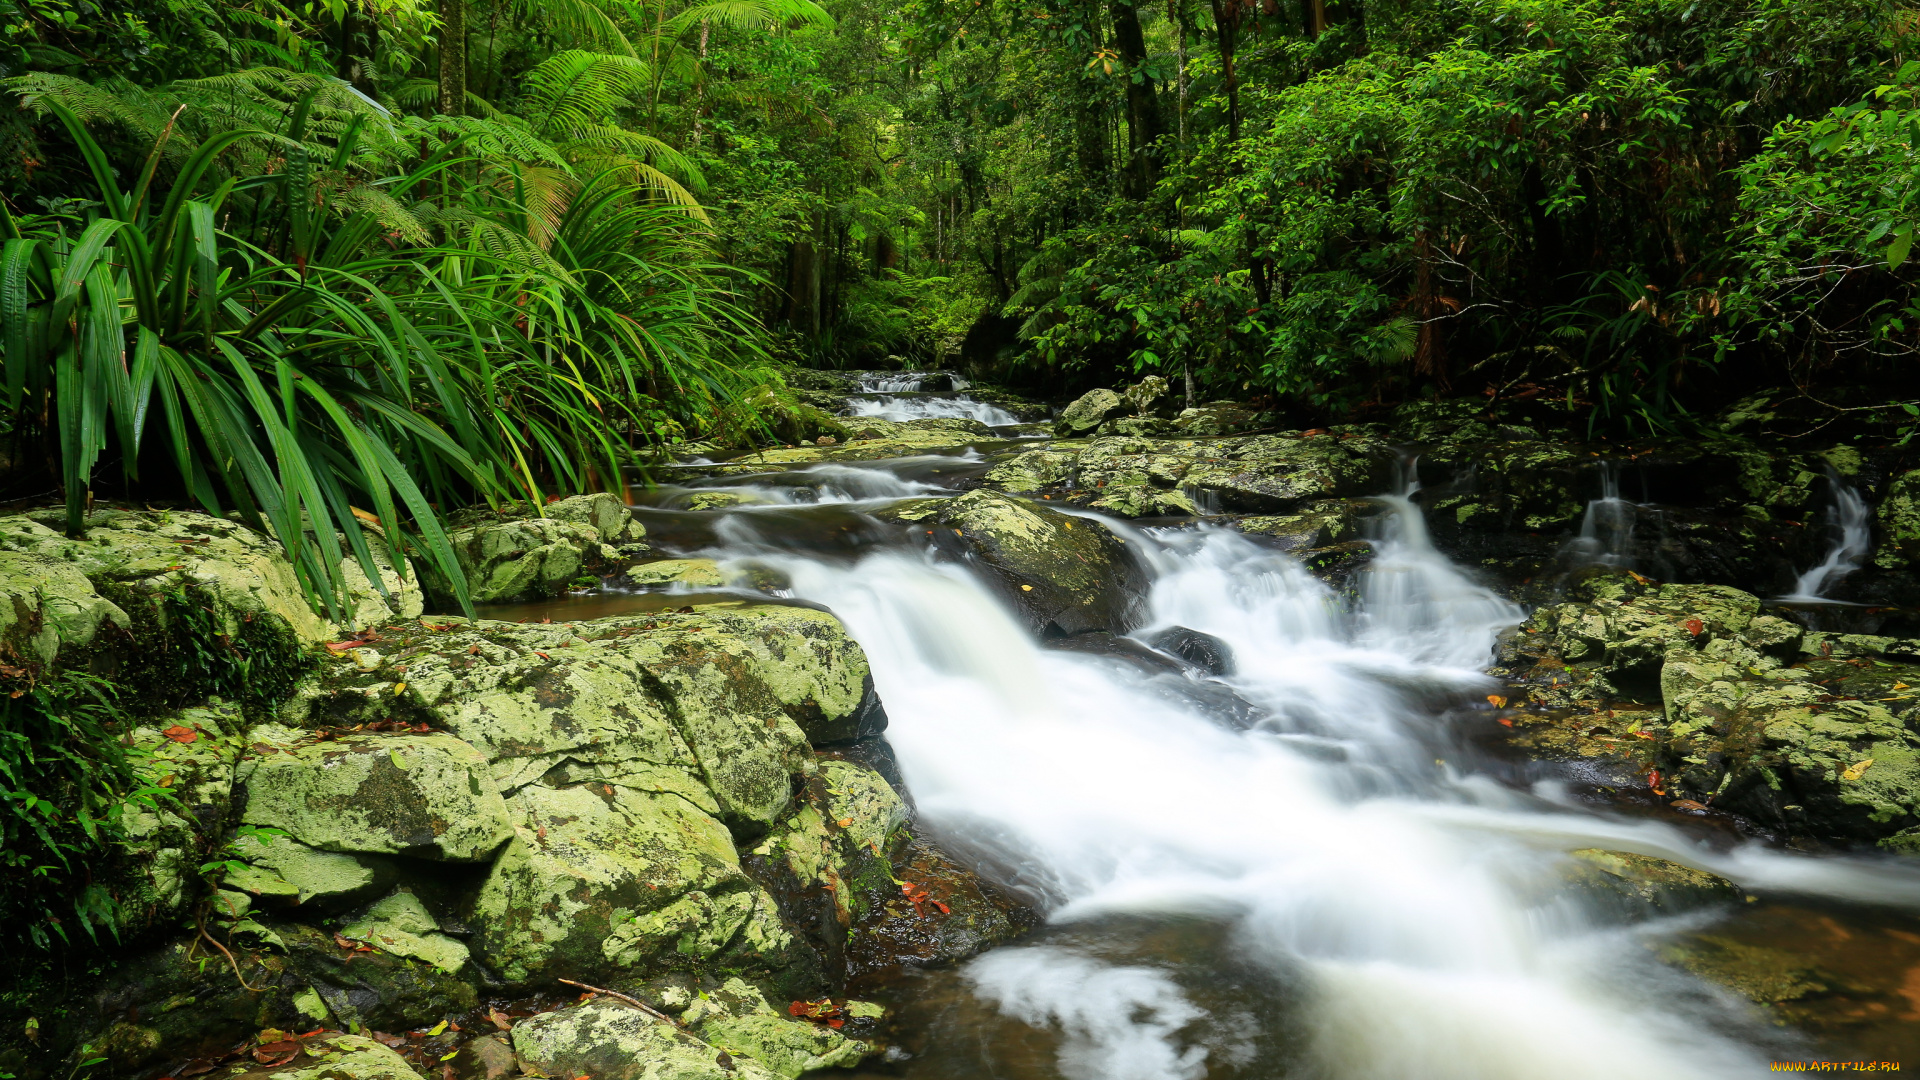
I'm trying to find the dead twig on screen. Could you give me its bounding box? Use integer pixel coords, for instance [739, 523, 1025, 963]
[556, 978, 677, 1025]
[197, 913, 265, 992]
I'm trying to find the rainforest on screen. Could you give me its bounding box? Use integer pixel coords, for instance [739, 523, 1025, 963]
[5, 0, 1920, 1077]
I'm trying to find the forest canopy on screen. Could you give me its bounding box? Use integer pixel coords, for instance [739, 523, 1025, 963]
[0, 0, 1915, 589]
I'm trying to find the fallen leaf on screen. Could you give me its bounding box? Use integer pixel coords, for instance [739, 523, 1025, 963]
[1670, 799, 1707, 812]
[1486, 694, 1506, 707]
[836, 818, 853, 828]
[1684, 618, 1705, 636]
[372, 1031, 406, 1048]
[161, 725, 198, 744]
[253, 1040, 299, 1064]
[427, 1019, 448, 1037]
[1020, 584, 1033, 591]
[1497, 718, 1513, 727]
[1842, 759, 1875, 781]
[487, 1007, 513, 1031]
[393, 682, 406, 695]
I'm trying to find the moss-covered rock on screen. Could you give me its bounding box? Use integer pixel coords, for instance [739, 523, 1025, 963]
[338, 890, 473, 975]
[0, 509, 409, 643]
[1170, 402, 1272, 436]
[247, 1033, 422, 1079]
[843, 835, 1037, 977]
[547, 492, 650, 547]
[223, 831, 393, 911]
[471, 782, 801, 986]
[113, 701, 247, 934]
[278, 921, 479, 1033]
[1874, 468, 1920, 570]
[1054, 388, 1127, 436]
[239, 732, 513, 861]
[654, 975, 873, 1079]
[1563, 849, 1744, 918]
[879, 490, 1148, 635]
[0, 548, 128, 669]
[511, 998, 781, 1080]
[627, 558, 728, 589]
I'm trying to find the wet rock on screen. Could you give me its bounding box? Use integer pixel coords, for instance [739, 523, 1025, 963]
[982, 446, 1081, 495]
[239, 731, 513, 861]
[1054, 388, 1128, 436]
[1047, 631, 1189, 677]
[1232, 501, 1370, 552]
[878, 491, 1148, 636]
[845, 835, 1038, 978]
[1658, 935, 1835, 1006]
[626, 557, 728, 588]
[686, 490, 771, 511]
[1563, 849, 1744, 918]
[449, 1033, 520, 1080]
[1075, 437, 1201, 516]
[511, 998, 781, 1080]
[471, 782, 805, 987]
[1147, 626, 1235, 676]
[1123, 375, 1175, 417]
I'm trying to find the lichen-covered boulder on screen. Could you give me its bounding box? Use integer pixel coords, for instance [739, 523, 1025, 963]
[512, 999, 781, 1080]
[440, 516, 602, 605]
[1875, 468, 1920, 569]
[1074, 437, 1200, 516]
[0, 508, 414, 642]
[0, 547, 128, 669]
[845, 835, 1037, 976]
[880, 490, 1148, 635]
[1171, 401, 1271, 436]
[222, 831, 393, 910]
[277, 921, 479, 1034]
[1054, 388, 1127, 436]
[656, 976, 874, 1079]
[752, 760, 909, 931]
[471, 783, 802, 986]
[239, 732, 513, 861]
[983, 446, 1082, 495]
[546, 492, 650, 547]
[339, 890, 472, 975]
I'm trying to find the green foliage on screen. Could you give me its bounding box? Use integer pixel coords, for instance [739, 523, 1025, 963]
[0, 670, 159, 950]
[100, 581, 313, 719]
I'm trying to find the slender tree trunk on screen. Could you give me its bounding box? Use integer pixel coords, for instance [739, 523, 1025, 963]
[1108, 0, 1163, 201]
[1207, 0, 1239, 143]
[691, 19, 711, 147]
[438, 0, 467, 116]
[1307, 0, 1326, 37]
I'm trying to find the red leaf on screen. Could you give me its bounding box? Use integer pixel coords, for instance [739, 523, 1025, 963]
[372, 1031, 406, 1048]
[1684, 618, 1704, 636]
[179, 1063, 215, 1078]
[487, 1007, 513, 1031]
[161, 725, 198, 744]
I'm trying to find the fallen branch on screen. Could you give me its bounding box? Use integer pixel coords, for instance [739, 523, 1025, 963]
[556, 978, 677, 1025]
[197, 913, 265, 992]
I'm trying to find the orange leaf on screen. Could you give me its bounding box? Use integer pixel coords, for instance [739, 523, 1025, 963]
[836, 818, 853, 828]
[1684, 618, 1704, 636]
[1486, 694, 1506, 707]
[1670, 799, 1706, 811]
[162, 725, 198, 744]
[1497, 718, 1513, 728]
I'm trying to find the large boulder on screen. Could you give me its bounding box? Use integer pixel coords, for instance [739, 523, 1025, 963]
[0, 547, 128, 670]
[112, 702, 246, 935]
[472, 782, 803, 986]
[430, 494, 652, 606]
[879, 490, 1149, 635]
[0, 508, 416, 643]
[1562, 848, 1744, 919]
[254, 1034, 421, 1080]
[239, 731, 514, 861]
[1875, 468, 1920, 569]
[1053, 387, 1128, 436]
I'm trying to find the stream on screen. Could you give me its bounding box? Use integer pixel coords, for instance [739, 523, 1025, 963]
[521, 445, 1920, 1078]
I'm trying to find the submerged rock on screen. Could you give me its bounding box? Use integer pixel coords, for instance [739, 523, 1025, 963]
[1147, 626, 1235, 676]
[879, 490, 1148, 636]
[1564, 848, 1744, 918]
[626, 557, 728, 588]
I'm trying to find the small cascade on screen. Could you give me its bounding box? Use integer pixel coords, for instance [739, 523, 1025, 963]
[1783, 473, 1871, 601]
[859, 373, 927, 392]
[848, 394, 1019, 426]
[1560, 461, 1642, 569]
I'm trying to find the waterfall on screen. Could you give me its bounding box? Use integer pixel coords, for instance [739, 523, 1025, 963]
[1783, 474, 1871, 601]
[696, 476, 1920, 1079]
[860, 374, 928, 392]
[1560, 461, 1641, 569]
[847, 394, 1020, 426]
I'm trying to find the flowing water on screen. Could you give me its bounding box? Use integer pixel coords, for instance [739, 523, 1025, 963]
[1783, 475, 1872, 602]
[847, 394, 1022, 427]
[1560, 461, 1643, 571]
[625, 452, 1920, 1078]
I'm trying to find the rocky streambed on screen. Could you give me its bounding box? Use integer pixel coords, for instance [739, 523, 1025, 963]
[7, 382, 1920, 1079]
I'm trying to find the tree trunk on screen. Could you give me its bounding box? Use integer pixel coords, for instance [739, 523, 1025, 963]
[691, 19, 711, 147]
[438, 0, 466, 116]
[1108, 0, 1164, 201]
[1207, 0, 1239, 143]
